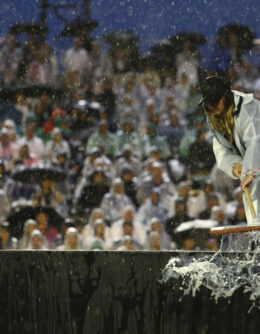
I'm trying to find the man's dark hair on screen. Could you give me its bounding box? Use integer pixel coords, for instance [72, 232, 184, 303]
[199, 76, 234, 110]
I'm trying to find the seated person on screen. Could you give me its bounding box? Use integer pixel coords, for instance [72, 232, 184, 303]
[33, 178, 67, 217]
[100, 178, 133, 226]
[165, 198, 194, 243]
[18, 219, 36, 249]
[76, 168, 110, 215]
[111, 206, 145, 248]
[35, 211, 59, 249]
[57, 227, 80, 250]
[27, 229, 46, 250]
[0, 221, 17, 249]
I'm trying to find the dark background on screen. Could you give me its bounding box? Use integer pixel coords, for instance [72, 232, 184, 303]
[0, 0, 259, 55]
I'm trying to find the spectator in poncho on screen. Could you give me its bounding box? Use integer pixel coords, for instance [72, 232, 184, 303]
[86, 120, 116, 158]
[76, 168, 110, 215]
[100, 178, 133, 226]
[57, 227, 80, 250]
[27, 229, 46, 250]
[136, 187, 169, 228]
[110, 205, 146, 247]
[18, 219, 36, 249]
[85, 219, 112, 250]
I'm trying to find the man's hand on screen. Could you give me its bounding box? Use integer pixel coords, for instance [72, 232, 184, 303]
[241, 174, 254, 192]
[232, 163, 242, 178]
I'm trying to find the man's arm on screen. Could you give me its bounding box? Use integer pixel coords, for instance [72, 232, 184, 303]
[213, 135, 243, 179]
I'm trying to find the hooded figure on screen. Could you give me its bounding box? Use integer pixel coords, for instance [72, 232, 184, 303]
[18, 219, 36, 249]
[57, 227, 80, 250]
[135, 187, 169, 227]
[100, 178, 132, 225]
[200, 76, 260, 224]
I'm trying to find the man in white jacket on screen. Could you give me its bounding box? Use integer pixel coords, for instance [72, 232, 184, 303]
[200, 76, 260, 224]
[63, 37, 90, 88]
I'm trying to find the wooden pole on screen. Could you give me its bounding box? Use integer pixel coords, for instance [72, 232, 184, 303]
[209, 176, 259, 236]
[210, 224, 260, 236]
[244, 186, 257, 219]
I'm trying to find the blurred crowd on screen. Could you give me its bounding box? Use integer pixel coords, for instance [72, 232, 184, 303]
[0, 30, 259, 251]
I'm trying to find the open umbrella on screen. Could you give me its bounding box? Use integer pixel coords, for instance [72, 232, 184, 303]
[144, 43, 176, 72]
[9, 22, 48, 36]
[7, 202, 64, 238]
[217, 24, 255, 51]
[103, 30, 140, 71]
[170, 32, 207, 51]
[20, 85, 64, 99]
[59, 20, 98, 38]
[59, 20, 99, 50]
[103, 30, 139, 46]
[0, 86, 64, 103]
[11, 165, 66, 184]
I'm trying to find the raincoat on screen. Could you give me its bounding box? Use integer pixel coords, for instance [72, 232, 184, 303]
[212, 90, 260, 224]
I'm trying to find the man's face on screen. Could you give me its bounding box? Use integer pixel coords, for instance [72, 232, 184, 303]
[176, 203, 186, 215]
[74, 38, 81, 50]
[151, 222, 162, 233]
[37, 213, 48, 231]
[1, 133, 9, 145]
[32, 236, 42, 250]
[151, 192, 159, 205]
[53, 133, 61, 142]
[27, 224, 36, 235]
[122, 172, 132, 182]
[178, 185, 189, 198]
[123, 149, 131, 159]
[93, 173, 104, 184]
[0, 228, 9, 241]
[114, 183, 123, 194]
[150, 234, 161, 249]
[95, 223, 105, 237]
[123, 122, 132, 134]
[99, 124, 107, 135]
[124, 210, 134, 223]
[123, 223, 133, 236]
[204, 97, 225, 118]
[67, 234, 78, 248]
[26, 123, 36, 137]
[152, 166, 162, 179]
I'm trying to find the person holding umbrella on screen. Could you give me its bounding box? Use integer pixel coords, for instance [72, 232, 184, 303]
[200, 76, 260, 224]
[33, 178, 67, 218]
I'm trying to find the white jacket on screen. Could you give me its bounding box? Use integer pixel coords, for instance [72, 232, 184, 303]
[212, 90, 260, 224]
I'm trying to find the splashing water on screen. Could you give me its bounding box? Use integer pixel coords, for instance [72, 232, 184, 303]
[162, 233, 260, 310]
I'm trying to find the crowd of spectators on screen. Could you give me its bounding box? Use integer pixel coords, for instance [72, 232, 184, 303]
[0, 30, 259, 251]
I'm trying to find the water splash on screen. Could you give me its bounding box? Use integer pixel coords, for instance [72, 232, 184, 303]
[163, 235, 260, 310]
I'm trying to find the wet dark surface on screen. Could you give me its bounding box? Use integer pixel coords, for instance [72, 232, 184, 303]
[0, 251, 259, 334]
